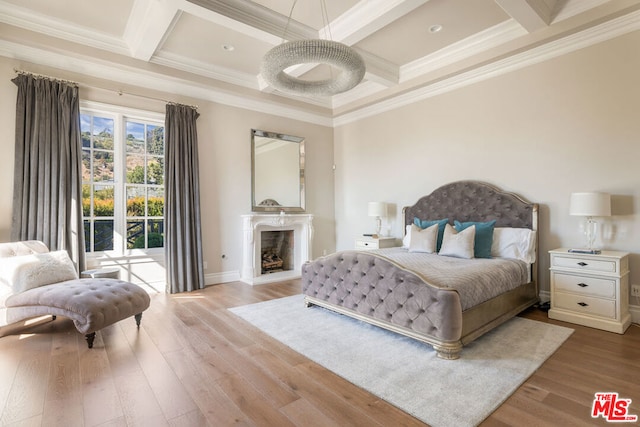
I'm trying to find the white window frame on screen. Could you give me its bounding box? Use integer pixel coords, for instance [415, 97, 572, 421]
[81, 100, 165, 261]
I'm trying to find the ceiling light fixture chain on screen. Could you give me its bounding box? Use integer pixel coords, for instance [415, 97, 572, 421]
[281, 0, 298, 42]
[320, 0, 332, 41]
[260, 0, 365, 97]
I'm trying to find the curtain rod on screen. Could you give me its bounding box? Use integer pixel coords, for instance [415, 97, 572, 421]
[13, 68, 198, 110]
[14, 68, 78, 87]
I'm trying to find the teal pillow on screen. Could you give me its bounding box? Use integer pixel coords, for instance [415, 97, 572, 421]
[414, 218, 449, 251]
[454, 220, 496, 258]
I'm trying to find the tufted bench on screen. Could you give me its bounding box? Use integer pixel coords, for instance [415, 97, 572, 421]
[5, 277, 150, 348]
[0, 240, 151, 348]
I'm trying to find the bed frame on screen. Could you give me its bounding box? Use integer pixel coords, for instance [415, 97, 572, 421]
[301, 181, 539, 359]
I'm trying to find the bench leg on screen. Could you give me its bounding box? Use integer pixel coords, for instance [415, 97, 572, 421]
[135, 313, 143, 328]
[85, 332, 96, 349]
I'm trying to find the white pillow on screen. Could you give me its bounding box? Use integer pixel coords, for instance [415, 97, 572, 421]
[491, 228, 537, 263]
[408, 223, 438, 253]
[402, 224, 412, 248]
[439, 224, 475, 259]
[0, 250, 78, 293]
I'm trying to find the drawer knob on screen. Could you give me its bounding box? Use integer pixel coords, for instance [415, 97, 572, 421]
[577, 302, 589, 307]
[364, 242, 369, 246]
[577, 283, 588, 288]
[577, 262, 588, 266]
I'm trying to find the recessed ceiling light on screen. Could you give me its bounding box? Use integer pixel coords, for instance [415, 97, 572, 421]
[429, 25, 443, 34]
[222, 44, 235, 51]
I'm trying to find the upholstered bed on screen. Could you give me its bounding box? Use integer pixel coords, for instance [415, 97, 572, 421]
[301, 181, 539, 359]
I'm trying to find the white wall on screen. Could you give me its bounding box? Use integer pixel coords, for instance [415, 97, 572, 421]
[334, 30, 640, 303]
[0, 57, 335, 287]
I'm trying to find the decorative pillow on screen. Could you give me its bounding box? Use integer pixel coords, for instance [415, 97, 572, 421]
[402, 224, 412, 248]
[0, 250, 78, 293]
[439, 224, 476, 259]
[454, 220, 496, 259]
[491, 228, 537, 263]
[413, 218, 449, 251]
[408, 223, 438, 253]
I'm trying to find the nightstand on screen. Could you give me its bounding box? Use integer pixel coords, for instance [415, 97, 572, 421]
[355, 236, 396, 250]
[548, 248, 630, 333]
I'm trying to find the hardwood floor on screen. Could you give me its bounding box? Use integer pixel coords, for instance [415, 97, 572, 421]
[1, 280, 639, 426]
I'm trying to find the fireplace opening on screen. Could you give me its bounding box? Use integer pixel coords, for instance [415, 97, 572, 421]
[261, 230, 294, 274]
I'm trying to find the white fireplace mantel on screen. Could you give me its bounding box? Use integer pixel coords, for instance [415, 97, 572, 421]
[241, 213, 313, 285]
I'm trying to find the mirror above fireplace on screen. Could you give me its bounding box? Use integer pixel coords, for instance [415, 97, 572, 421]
[251, 129, 305, 212]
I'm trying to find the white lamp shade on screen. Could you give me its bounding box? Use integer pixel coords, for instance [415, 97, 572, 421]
[569, 192, 611, 216]
[368, 202, 387, 217]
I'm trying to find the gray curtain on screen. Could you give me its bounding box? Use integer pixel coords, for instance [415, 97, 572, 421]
[165, 103, 204, 293]
[11, 73, 85, 272]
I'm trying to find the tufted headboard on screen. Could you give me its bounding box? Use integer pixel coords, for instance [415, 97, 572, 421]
[403, 181, 538, 231]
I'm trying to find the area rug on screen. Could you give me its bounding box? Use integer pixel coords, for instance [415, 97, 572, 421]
[229, 295, 573, 427]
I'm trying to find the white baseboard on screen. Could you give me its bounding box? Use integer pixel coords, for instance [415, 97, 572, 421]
[539, 290, 550, 303]
[205, 270, 240, 286]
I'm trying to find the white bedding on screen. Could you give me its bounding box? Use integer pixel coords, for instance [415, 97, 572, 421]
[369, 247, 530, 310]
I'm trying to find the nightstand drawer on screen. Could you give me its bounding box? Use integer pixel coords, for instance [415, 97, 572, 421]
[355, 237, 396, 250]
[356, 240, 379, 249]
[554, 292, 616, 319]
[552, 255, 617, 273]
[552, 272, 616, 299]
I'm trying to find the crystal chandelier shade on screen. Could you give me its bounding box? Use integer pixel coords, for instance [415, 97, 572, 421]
[261, 39, 365, 96]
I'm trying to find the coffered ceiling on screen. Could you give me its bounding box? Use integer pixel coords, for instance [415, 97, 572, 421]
[1, 0, 639, 125]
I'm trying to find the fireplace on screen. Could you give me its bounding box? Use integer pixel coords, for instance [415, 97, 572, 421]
[241, 213, 313, 285]
[261, 230, 293, 274]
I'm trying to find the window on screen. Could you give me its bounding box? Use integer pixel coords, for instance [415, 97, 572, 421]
[81, 103, 165, 254]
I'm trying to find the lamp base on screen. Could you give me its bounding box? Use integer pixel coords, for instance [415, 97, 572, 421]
[568, 248, 601, 254]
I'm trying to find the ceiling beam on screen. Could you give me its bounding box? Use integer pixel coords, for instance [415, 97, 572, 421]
[495, 0, 558, 32]
[184, 0, 316, 41]
[327, 0, 430, 46]
[123, 0, 183, 61]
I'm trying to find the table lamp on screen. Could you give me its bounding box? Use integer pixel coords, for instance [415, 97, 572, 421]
[569, 192, 611, 254]
[367, 202, 387, 236]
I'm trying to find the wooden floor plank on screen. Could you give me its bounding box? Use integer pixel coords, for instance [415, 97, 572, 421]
[112, 370, 169, 427]
[79, 342, 124, 426]
[280, 397, 343, 427]
[1, 280, 639, 426]
[163, 349, 252, 426]
[216, 372, 298, 427]
[0, 344, 51, 425]
[121, 318, 199, 422]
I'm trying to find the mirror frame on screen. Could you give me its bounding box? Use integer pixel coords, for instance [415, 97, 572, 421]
[251, 129, 305, 213]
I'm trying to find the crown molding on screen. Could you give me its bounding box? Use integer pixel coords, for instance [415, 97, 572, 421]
[0, 0, 129, 56]
[334, 8, 640, 127]
[356, 48, 400, 87]
[184, 0, 316, 41]
[401, 20, 527, 82]
[0, 39, 333, 127]
[325, 0, 428, 45]
[151, 50, 259, 90]
[554, 0, 611, 22]
[331, 80, 389, 109]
